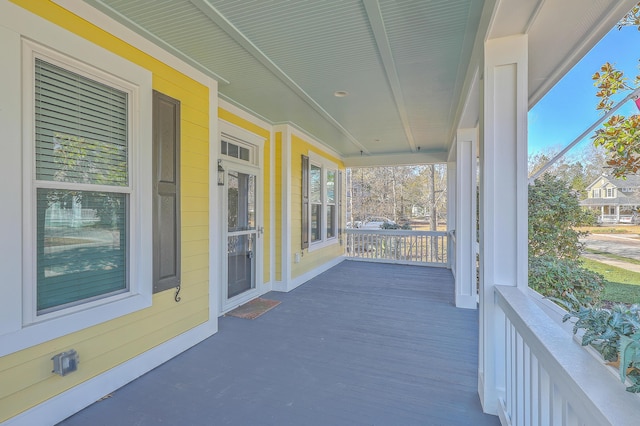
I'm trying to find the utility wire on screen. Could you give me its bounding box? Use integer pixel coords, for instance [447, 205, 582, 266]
[528, 87, 640, 184]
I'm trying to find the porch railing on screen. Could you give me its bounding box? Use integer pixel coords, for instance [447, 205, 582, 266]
[345, 229, 448, 267]
[495, 285, 640, 425]
[599, 214, 635, 224]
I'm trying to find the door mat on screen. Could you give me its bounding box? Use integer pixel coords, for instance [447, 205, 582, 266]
[226, 298, 281, 320]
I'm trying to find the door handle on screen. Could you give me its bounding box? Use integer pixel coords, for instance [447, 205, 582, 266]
[247, 250, 253, 259]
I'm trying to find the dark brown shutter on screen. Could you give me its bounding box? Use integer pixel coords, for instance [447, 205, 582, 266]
[152, 90, 181, 293]
[301, 155, 309, 249]
[338, 170, 343, 237]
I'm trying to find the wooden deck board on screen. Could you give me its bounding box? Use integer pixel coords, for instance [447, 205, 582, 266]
[59, 261, 499, 425]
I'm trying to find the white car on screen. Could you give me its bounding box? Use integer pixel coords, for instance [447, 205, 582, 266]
[361, 217, 395, 229]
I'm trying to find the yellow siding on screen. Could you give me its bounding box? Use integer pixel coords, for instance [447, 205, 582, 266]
[218, 108, 272, 284]
[289, 134, 345, 279]
[1, 1, 210, 421]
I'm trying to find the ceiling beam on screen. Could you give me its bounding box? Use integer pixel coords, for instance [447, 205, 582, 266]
[343, 150, 447, 168]
[189, 0, 371, 155]
[363, 0, 416, 152]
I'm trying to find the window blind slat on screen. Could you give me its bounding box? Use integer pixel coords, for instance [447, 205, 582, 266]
[35, 108, 128, 140]
[35, 58, 128, 187]
[36, 64, 127, 104]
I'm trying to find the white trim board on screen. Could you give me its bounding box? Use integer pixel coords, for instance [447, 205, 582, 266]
[57, 0, 223, 86]
[208, 76, 221, 328]
[274, 124, 293, 290]
[287, 125, 343, 162]
[274, 256, 346, 293]
[218, 99, 272, 134]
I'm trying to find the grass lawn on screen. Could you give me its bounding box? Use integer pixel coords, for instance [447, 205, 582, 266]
[576, 225, 640, 234]
[581, 257, 640, 304]
[584, 248, 640, 266]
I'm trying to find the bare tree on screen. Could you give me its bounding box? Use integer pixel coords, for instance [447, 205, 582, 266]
[347, 164, 447, 227]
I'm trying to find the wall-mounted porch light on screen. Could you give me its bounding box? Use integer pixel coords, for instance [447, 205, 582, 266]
[218, 159, 225, 186]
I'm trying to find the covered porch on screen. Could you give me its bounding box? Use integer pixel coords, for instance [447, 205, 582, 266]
[5, 1, 640, 425]
[60, 261, 498, 425]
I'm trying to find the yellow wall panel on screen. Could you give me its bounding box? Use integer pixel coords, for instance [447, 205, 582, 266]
[182, 225, 209, 242]
[182, 125, 209, 147]
[182, 211, 209, 225]
[182, 182, 209, 199]
[182, 196, 209, 213]
[182, 239, 210, 256]
[182, 253, 210, 274]
[181, 106, 209, 129]
[182, 132, 209, 150]
[289, 134, 345, 279]
[1, 2, 213, 421]
[181, 153, 208, 175]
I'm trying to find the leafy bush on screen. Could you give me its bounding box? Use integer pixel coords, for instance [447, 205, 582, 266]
[563, 302, 640, 392]
[529, 174, 595, 261]
[528, 256, 605, 306]
[528, 174, 602, 306]
[381, 222, 411, 230]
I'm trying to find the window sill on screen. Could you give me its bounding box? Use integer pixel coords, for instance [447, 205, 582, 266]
[308, 237, 339, 253]
[0, 291, 151, 357]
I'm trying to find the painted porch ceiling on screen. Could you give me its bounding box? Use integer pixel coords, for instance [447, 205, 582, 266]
[84, 0, 636, 163]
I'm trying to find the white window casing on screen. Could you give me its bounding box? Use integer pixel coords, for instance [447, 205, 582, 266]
[0, 18, 152, 356]
[307, 152, 338, 252]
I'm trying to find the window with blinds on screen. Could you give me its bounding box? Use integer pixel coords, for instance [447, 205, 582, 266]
[310, 164, 322, 242]
[34, 57, 130, 314]
[303, 155, 339, 247]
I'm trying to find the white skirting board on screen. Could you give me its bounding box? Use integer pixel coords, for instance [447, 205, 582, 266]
[273, 256, 345, 293]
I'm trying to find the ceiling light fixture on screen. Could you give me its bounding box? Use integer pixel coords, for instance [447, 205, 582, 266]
[334, 90, 349, 97]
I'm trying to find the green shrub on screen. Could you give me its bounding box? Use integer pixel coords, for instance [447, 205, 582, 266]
[381, 222, 411, 230]
[563, 303, 640, 392]
[529, 174, 594, 261]
[528, 256, 605, 306]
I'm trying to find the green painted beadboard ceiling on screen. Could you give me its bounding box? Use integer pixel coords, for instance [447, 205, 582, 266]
[84, 0, 636, 163]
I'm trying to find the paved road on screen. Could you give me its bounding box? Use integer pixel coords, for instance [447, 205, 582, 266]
[582, 234, 640, 260]
[581, 234, 640, 272]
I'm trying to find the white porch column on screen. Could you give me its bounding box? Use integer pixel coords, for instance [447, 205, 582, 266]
[616, 205, 620, 222]
[455, 128, 478, 309]
[447, 160, 456, 273]
[479, 34, 529, 415]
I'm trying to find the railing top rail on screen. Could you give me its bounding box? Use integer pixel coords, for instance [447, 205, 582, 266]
[345, 229, 447, 237]
[495, 285, 640, 425]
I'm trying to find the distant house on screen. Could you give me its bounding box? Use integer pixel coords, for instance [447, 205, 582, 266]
[580, 174, 640, 223]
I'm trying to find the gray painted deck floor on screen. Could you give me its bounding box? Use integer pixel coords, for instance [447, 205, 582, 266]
[59, 261, 499, 425]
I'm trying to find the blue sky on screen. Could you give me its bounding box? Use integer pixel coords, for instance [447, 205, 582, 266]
[528, 24, 640, 157]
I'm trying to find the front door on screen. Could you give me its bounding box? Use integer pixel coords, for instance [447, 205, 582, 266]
[226, 167, 258, 302]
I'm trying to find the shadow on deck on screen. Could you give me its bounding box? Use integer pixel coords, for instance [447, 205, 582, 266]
[60, 260, 499, 425]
